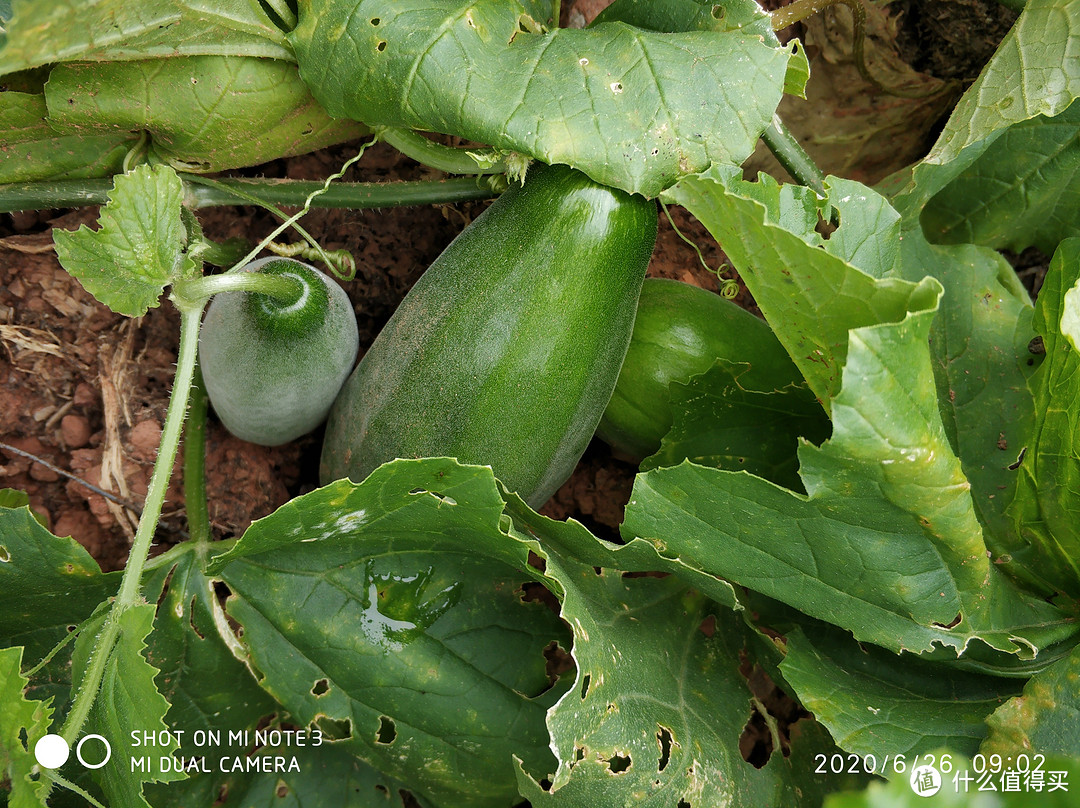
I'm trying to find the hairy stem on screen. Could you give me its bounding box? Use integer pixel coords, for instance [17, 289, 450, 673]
[381, 127, 507, 175]
[174, 271, 303, 306]
[184, 365, 212, 562]
[60, 305, 204, 744]
[760, 115, 827, 196]
[0, 176, 495, 214]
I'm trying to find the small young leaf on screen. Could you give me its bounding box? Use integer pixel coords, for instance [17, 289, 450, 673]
[53, 164, 197, 316]
[0, 646, 55, 808]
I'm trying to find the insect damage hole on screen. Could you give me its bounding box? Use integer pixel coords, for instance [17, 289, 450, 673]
[376, 716, 397, 745]
[606, 753, 632, 774]
[0, 545, 10, 562]
[311, 678, 330, 696]
[610, 82, 624, 94]
[580, 673, 591, 700]
[657, 726, 673, 772]
[376, 40, 386, 52]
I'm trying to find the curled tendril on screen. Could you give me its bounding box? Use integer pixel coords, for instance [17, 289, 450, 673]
[659, 200, 742, 297]
[268, 241, 357, 280]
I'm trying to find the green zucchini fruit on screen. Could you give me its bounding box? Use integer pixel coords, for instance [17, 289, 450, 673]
[199, 257, 359, 446]
[320, 163, 658, 506]
[597, 277, 810, 460]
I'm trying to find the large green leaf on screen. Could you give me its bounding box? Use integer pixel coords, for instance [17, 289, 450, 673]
[289, 0, 796, 196]
[780, 627, 1024, 759]
[893, 0, 1080, 214]
[921, 101, 1080, 255]
[622, 302, 1074, 657]
[53, 164, 197, 317]
[514, 573, 841, 807]
[0, 91, 132, 183]
[892, 230, 1037, 569]
[206, 460, 570, 808]
[44, 56, 364, 173]
[1006, 238, 1080, 598]
[0, 504, 119, 663]
[0, 0, 292, 76]
[663, 167, 940, 412]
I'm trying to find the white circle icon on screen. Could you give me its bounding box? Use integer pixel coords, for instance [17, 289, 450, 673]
[910, 764, 942, 797]
[34, 734, 70, 769]
[75, 734, 112, 769]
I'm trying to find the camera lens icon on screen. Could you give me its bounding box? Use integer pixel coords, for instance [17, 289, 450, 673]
[34, 734, 112, 770]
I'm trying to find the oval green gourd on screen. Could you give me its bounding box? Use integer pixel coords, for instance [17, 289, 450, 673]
[199, 257, 359, 446]
[320, 163, 658, 506]
[597, 277, 808, 460]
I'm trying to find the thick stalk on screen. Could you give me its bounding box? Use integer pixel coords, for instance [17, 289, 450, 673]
[0, 176, 495, 213]
[761, 115, 827, 196]
[381, 127, 507, 175]
[60, 305, 204, 744]
[176, 271, 303, 304]
[184, 365, 211, 562]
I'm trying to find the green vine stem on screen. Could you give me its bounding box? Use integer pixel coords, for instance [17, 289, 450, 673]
[381, 127, 508, 175]
[175, 270, 304, 306]
[760, 115, 827, 197]
[60, 304, 205, 745]
[0, 176, 496, 214]
[184, 365, 211, 561]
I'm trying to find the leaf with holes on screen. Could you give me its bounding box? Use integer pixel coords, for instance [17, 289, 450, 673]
[140, 550, 278, 765]
[289, 0, 798, 196]
[508, 539, 846, 807]
[206, 459, 572, 808]
[0, 646, 55, 808]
